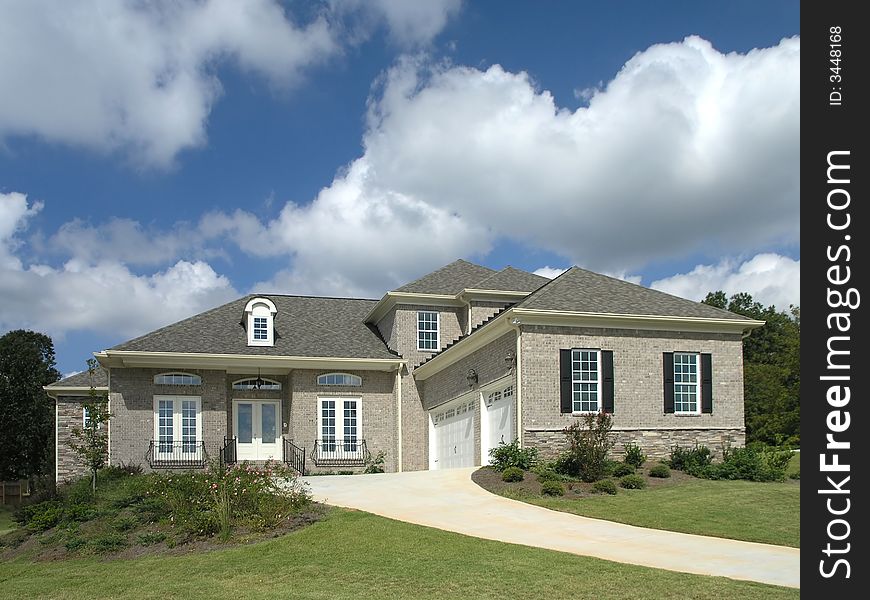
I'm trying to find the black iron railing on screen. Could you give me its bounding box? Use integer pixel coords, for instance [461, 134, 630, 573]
[220, 436, 237, 467]
[145, 440, 208, 469]
[283, 439, 306, 474]
[311, 438, 369, 466]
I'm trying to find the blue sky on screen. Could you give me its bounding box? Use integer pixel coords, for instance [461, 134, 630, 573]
[0, 1, 799, 375]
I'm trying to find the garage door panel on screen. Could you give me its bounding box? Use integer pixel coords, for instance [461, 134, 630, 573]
[431, 400, 475, 470]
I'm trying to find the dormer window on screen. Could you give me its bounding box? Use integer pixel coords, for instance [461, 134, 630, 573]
[244, 297, 277, 347]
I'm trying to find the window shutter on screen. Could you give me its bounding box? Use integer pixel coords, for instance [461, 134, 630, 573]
[701, 353, 713, 413]
[601, 350, 614, 414]
[663, 352, 675, 413]
[559, 349, 573, 413]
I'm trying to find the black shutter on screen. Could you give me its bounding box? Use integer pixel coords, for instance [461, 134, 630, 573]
[601, 350, 614, 414]
[701, 353, 713, 413]
[559, 349, 573, 413]
[663, 352, 675, 413]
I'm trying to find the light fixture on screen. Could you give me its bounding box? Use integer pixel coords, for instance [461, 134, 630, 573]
[505, 351, 515, 367]
[466, 368, 478, 388]
[254, 367, 264, 390]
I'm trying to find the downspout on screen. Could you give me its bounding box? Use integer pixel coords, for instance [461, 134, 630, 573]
[396, 366, 403, 473]
[107, 368, 111, 466]
[507, 314, 523, 447]
[54, 398, 59, 484]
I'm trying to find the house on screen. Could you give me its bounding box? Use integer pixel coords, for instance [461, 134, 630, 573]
[46, 260, 763, 481]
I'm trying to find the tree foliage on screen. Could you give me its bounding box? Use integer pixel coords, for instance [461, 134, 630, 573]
[0, 330, 61, 479]
[68, 359, 111, 492]
[703, 292, 800, 446]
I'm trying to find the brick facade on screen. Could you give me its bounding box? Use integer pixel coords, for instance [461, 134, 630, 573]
[469, 300, 510, 331]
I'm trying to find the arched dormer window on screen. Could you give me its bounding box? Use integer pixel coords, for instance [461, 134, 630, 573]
[154, 372, 202, 385]
[232, 378, 281, 391]
[317, 373, 362, 387]
[244, 297, 277, 347]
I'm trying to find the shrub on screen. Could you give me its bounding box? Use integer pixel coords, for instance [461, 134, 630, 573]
[533, 468, 563, 483]
[90, 532, 127, 553]
[136, 531, 167, 546]
[556, 412, 615, 482]
[623, 442, 647, 468]
[501, 467, 524, 482]
[64, 536, 86, 552]
[789, 469, 800, 480]
[612, 463, 635, 477]
[619, 474, 647, 489]
[363, 450, 387, 474]
[489, 439, 538, 472]
[112, 515, 139, 532]
[668, 444, 712, 476]
[21, 501, 64, 532]
[541, 480, 565, 496]
[592, 479, 618, 495]
[649, 464, 671, 478]
[704, 445, 792, 482]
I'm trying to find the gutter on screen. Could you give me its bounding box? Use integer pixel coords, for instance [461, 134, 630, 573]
[95, 350, 405, 372]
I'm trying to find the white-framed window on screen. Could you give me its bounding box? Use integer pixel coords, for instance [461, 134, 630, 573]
[417, 311, 440, 351]
[232, 378, 282, 390]
[245, 297, 277, 347]
[317, 373, 362, 386]
[153, 396, 202, 455]
[82, 406, 103, 429]
[154, 372, 201, 386]
[571, 349, 601, 413]
[673, 352, 700, 414]
[318, 397, 362, 454]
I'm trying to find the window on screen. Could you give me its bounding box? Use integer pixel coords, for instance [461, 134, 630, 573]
[154, 372, 201, 386]
[317, 373, 362, 386]
[232, 378, 281, 390]
[153, 396, 202, 456]
[318, 397, 361, 455]
[417, 311, 440, 351]
[245, 297, 277, 347]
[571, 349, 600, 413]
[673, 353, 700, 414]
[82, 407, 102, 429]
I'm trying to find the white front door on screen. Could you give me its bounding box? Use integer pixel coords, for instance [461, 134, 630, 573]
[482, 385, 517, 464]
[431, 400, 475, 469]
[233, 400, 281, 461]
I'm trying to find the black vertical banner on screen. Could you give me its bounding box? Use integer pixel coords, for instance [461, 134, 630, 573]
[803, 1, 867, 596]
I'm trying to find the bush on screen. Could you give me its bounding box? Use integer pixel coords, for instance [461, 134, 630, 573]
[501, 467, 524, 482]
[668, 444, 712, 476]
[541, 480, 564, 496]
[363, 450, 387, 474]
[555, 412, 615, 482]
[136, 531, 167, 546]
[789, 469, 800, 480]
[623, 443, 647, 468]
[489, 439, 538, 472]
[703, 445, 792, 482]
[649, 464, 671, 478]
[112, 515, 139, 532]
[20, 501, 64, 532]
[533, 468, 563, 483]
[100, 463, 143, 481]
[612, 463, 635, 477]
[592, 479, 618, 495]
[619, 474, 647, 489]
[90, 532, 127, 553]
[64, 536, 86, 552]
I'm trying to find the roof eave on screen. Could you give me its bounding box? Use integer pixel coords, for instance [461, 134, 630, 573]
[95, 350, 405, 372]
[364, 291, 466, 324]
[458, 289, 530, 301]
[510, 308, 765, 334]
[44, 386, 108, 398]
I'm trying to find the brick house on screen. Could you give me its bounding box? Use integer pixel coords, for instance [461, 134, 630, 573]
[46, 260, 762, 481]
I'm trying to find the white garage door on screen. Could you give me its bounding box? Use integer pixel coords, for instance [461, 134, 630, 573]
[431, 400, 475, 470]
[483, 385, 517, 464]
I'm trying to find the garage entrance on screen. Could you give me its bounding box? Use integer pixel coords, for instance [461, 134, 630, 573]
[430, 398, 475, 469]
[481, 384, 517, 464]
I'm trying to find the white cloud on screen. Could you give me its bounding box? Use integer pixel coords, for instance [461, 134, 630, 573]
[533, 267, 568, 279]
[0, 193, 238, 338]
[330, 0, 462, 47]
[650, 253, 800, 309]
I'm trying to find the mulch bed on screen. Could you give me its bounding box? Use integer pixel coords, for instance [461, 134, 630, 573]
[472, 465, 696, 499]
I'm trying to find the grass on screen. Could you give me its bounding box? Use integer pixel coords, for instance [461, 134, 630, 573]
[0, 505, 17, 535]
[0, 508, 798, 599]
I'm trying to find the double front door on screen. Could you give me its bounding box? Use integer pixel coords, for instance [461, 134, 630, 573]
[233, 400, 281, 461]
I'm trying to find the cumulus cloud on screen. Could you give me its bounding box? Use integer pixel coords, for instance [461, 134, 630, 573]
[0, 0, 461, 168]
[533, 267, 568, 279]
[0, 193, 238, 338]
[650, 253, 800, 309]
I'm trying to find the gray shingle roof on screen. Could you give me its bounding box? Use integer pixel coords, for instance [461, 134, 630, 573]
[517, 267, 754, 321]
[49, 368, 109, 388]
[471, 266, 550, 293]
[394, 260, 496, 295]
[111, 295, 400, 359]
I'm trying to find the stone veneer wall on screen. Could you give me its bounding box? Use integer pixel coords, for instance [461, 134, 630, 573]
[289, 369, 398, 473]
[519, 325, 746, 458]
[108, 367, 227, 470]
[56, 396, 102, 482]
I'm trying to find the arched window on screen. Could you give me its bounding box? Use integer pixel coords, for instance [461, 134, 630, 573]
[317, 373, 362, 387]
[244, 297, 277, 347]
[232, 378, 281, 391]
[154, 372, 202, 386]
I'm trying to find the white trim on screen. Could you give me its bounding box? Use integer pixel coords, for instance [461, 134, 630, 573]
[365, 292, 465, 324]
[153, 372, 202, 385]
[244, 297, 277, 314]
[95, 350, 404, 372]
[152, 395, 202, 458]
[245, 298, 276, 347]
[570, 349, 602, 414]
[317, 396, 363, 459]
[396, 369, 403, 473]
[232, 399, 282, 461]
[673, 352, 702, 415]
[514, 326, 523, 448]
[44, 386, 108, 398]
[232, 377, 282, 390]
[316, 373, 362, 386]
[54, 399, 58, 483]
[416, 310, 441, 351]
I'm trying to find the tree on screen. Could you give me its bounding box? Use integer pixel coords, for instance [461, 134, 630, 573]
[68, 359, 111, 493]
[0, 330, 61, 479]
[702, 292, 800, 446]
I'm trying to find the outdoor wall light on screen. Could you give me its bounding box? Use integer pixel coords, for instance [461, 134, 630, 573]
[466, 368, 478, 388]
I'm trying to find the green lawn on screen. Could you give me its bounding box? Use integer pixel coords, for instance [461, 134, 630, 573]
[515, 477, 799, 548]
[0, 505, 17, 535]
[0, 509, 797, 599]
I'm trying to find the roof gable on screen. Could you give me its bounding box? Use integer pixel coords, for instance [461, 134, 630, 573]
[470, 266, 550, 293]
[48, 367, 108, 389]
[393, 259, 496, 295]
[517, 267, 753, 321]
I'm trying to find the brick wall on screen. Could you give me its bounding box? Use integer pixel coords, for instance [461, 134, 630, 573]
[469, 300, 510, 331]
[519, 325, 745, 457]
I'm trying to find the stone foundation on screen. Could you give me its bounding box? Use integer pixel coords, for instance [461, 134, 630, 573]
[524, 427, 745, 461]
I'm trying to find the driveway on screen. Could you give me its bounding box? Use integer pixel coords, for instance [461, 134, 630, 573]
[303, 468, 799, 589]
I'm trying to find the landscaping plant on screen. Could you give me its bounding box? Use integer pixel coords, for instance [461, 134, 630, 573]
[488, 439, 538, 471]
[501, 467, 524, 482]
[649, 464, 671, 478]
[364, 450, 387, 474]
[540, 480, 565, 496]
[555, 412, 615, 482]
[592, 479, 618, 495]
[619, 474, 647, 489]
[622, 442, 647, 468]
[67, 359, 111, 493]
[612, 463, 635, 477]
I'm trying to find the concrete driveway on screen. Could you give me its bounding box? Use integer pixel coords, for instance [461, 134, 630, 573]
[303, 468, 799, 589]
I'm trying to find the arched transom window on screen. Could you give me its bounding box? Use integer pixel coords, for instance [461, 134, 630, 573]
[317, 373, 362, 387]
[232, 378, 281, 391]
[154, 372, 202, 386]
